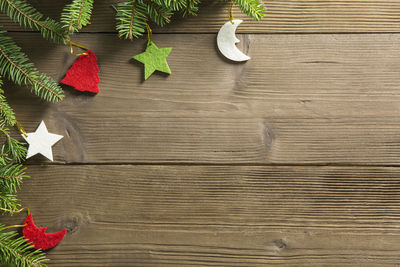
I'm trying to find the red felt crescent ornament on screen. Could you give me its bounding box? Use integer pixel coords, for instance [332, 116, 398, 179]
[23, 214, 67, 250]
[61, 49, 100, 93]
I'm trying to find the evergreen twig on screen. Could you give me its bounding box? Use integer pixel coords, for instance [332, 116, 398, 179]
[0, 30, 64, 102]
[61, 0, 94, 33]
[0, 80, 15, 126]
[0, 163, 26, 194]
[0, 0, 68, 44]
[231, 0, 265, 21]
[115, 0, 265, 40]
[0, 225, 48, 267]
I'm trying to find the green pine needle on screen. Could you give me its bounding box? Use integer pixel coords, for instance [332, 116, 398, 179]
[0, 193, 20, 215]
[0, 80, 16, 126]
[143, 0, 173, 26]
[231, 0, 265, 21]
[116, 0, 148, 40]
[0, 30, 64, 102]
[181, 0, 200, 17]
[61, 0, 94, 33]
[0, 163, 26, 194]
[0, 225, 48, 267]
[0, 0, 68, 44]
[2, 137, 26, 163]
[115, 0, 264, 40]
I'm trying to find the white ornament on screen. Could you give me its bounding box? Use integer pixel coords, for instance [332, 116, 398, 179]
[217, 19, 251, 62]
[22, 121, 63, 161]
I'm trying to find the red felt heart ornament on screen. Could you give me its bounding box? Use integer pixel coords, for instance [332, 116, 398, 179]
[61, 49, 100, 93]
[23, 213, 67, 250]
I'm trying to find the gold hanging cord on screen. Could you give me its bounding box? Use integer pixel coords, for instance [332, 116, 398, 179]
[1, 207, 30, 228]
[146, 24, 152, 44]
[69, 41, 89, 55]
[229, 0, 234, 24]
[3, 223, 27, 230]
[15, 120, 27, 137]
[0, 207, 24, 214]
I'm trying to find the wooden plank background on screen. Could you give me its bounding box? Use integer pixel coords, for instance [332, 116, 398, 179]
[1, 0, 400, 266]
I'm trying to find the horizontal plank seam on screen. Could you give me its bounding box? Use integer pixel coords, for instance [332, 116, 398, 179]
[22, 162, 400, 168]
[6, 30, 400, 35]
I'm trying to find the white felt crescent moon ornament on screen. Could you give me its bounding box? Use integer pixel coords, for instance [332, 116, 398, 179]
[217, 19, 250, 62]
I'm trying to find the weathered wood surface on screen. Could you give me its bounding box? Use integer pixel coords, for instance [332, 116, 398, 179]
[0, 0, 399, 266]
[4, 33, 400, 164]
[1, 165, 400, 266]
[1, 0, 400, 33]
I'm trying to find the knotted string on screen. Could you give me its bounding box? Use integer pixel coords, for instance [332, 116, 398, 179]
[69, 41, 89, 55]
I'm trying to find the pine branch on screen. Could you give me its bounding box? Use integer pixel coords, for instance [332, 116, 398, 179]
[61, 0, 94, 33]
[151, 0, 184, 11]
[182, 0, 200, 16]
[0, 163, 25, 194]
[142, 0, 173, 26]
[116, 0, 148, 40]
[0, 225, 48, 267]
[0, 0, 68, 44]
[0, 120, 26, 215]
[0, 80, 16, 126]
[140, 0, 198, 16]
[231, 0, 265, 21]
[0, 119, 26, 164]
[2, 136, 26, 163]
[0, 30, 64, 102]
[0, 194, 20, 214]
[115, 0, 264, 40]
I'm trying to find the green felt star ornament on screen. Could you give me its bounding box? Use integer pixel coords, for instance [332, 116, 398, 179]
[133, 42, 172, 80]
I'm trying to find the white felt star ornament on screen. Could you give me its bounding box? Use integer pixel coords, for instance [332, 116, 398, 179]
[22, 121, 63, 161]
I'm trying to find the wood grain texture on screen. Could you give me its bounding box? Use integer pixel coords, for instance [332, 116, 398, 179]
[1, 165, 400, 266]
[1, 0, 400, 34]
[0, 1, 398, 265]
[3, 32, 400, 164]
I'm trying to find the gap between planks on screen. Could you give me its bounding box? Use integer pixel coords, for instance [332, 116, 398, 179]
[22, 162, 400, 168]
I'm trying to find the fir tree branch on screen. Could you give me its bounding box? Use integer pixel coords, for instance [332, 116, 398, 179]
[116, 0, 174, 40]
[183, 0, 199, 16]
[0, 164, 25, 194]
[0, 194, 20, 215]
[142, 0, 172, 26]
[116, 0, 148, 40]
[129, 0, 138, 40]
[0, 225, 48, 267]
[115, 0, 264, 40]
[61, 0, 94, 33]
[0, 30, 64, 102]
[0, 79, 16, 126]
[2, 137, 26, 163]
[231, 0, 265, 21]
[0, 0, 68, 44]
[0, 94, 15, 127]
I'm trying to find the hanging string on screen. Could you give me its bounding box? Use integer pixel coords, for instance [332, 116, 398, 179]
[146, 24, 152, 45]
[3, 224, 27, 230]
[15, 120, 27, 137]
[0, 207, 24, 214]
[68, 41, 89, 55]
[1, 207, 29, 229]
[76, 52, 89, 56]
[229, 0, 234, 24]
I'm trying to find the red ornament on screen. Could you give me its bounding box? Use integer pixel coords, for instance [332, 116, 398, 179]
[23, 213, 67, 250]
[61, 49, 100, 93]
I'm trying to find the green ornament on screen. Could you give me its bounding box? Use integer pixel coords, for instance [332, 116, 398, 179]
[133, 42, 172, 80]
